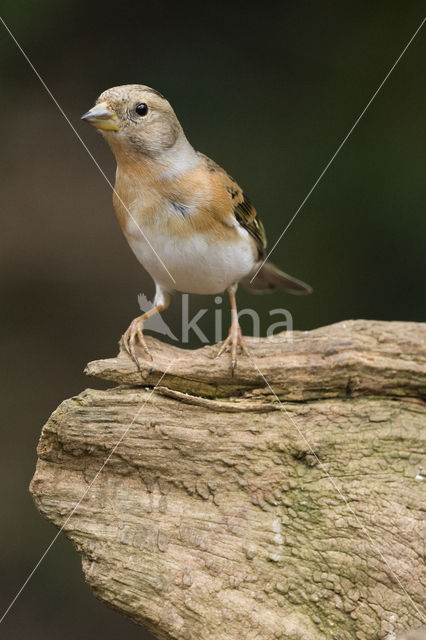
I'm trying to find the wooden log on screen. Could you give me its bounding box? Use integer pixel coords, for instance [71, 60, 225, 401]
[30, 320, 426, 640]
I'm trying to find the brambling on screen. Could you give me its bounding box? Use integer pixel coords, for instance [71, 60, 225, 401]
[82, 85, 311, 372]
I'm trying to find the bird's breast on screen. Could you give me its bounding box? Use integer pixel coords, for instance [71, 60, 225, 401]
[112, 161, 257, 293]
[124, 207, 257, 294]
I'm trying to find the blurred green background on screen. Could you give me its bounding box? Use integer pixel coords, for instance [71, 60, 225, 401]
[1, 1, 424, 638]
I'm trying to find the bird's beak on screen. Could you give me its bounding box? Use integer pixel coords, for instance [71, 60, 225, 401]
[81, 102, 120, 131]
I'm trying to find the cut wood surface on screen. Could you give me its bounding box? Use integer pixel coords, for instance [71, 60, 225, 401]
[31, 320, 426, 640]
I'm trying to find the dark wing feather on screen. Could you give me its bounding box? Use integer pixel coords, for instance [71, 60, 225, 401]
[233, 194, 267, 261]
[198, 152, 266, 260]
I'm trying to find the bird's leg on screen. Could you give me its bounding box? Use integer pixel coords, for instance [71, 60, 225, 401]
[121, 288, 170, 368]
[216, 284, 249, 374]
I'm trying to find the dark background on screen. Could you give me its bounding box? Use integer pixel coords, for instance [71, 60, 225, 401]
[1, 2, 424, 638]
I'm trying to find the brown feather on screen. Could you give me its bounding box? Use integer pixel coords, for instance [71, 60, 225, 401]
[197, 153, 267, 259]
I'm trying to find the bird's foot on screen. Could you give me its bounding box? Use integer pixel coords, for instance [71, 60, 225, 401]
[216, 323, 249, 375]
[121, 315, 153, 369]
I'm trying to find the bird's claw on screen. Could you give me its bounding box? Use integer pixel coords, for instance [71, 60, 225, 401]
[216, 324, 249, 375]
[121, 316, 153, 369]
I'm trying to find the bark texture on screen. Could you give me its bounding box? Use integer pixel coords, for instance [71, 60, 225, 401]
[30, 320, 426, 640]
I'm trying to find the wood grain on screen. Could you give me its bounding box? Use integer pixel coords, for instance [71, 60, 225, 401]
[31, 320, 426, 640]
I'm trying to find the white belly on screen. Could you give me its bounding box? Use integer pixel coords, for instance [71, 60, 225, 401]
[126, 222, 256, 294]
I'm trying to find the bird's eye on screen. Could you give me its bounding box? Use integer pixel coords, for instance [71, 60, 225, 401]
[135, 103, 148, 116]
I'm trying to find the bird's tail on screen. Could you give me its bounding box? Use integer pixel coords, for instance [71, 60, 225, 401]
[241, 261, 312, 295]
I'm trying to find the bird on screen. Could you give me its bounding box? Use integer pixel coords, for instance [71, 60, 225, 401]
[82, 84, 312, 372]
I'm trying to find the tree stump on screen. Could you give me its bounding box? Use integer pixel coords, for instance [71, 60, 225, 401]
[30, 320, 426, 640]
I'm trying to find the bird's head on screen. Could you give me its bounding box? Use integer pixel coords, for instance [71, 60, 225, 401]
[81, 84, 183, 157]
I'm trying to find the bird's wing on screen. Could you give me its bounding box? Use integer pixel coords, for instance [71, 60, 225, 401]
[198, 152, 267, 260]
[232, 193, 267, 261]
